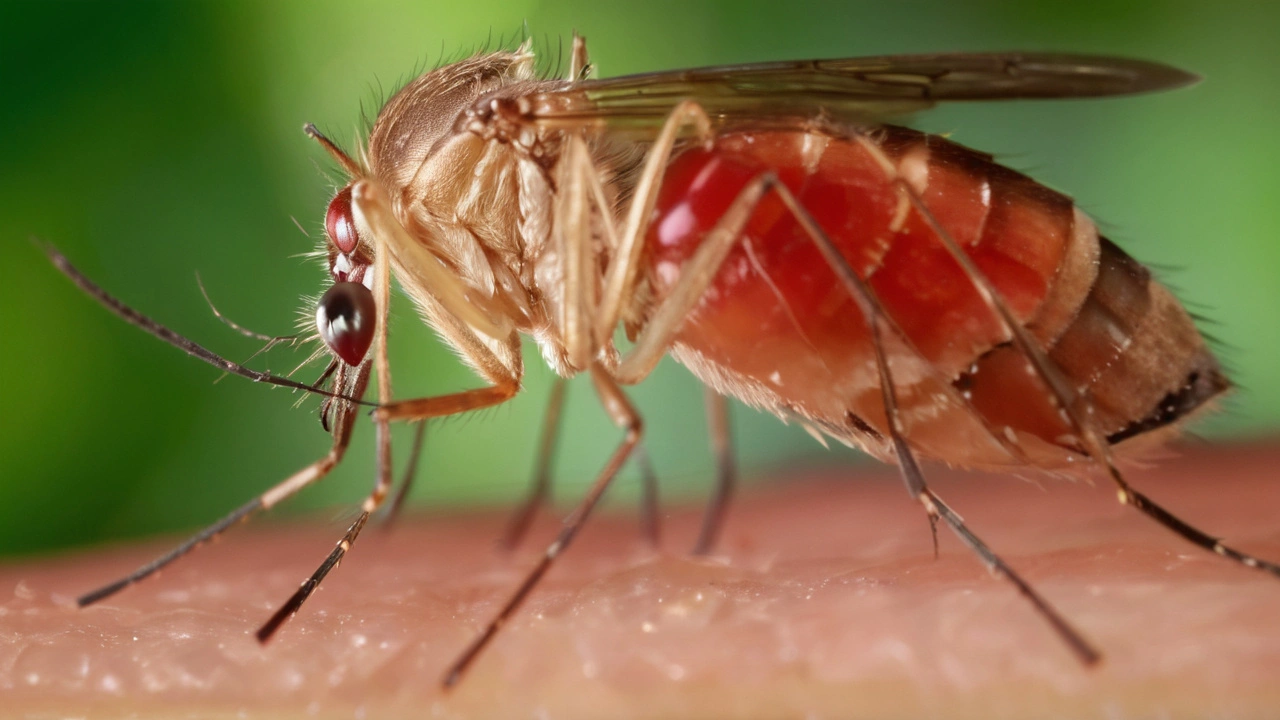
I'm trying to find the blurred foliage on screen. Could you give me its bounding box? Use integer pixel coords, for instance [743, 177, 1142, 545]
[1, 0, 1278, 557]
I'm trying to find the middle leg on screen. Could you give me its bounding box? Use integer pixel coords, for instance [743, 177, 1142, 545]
[500, 376, 663, 551]
[443, 363, 645, 688]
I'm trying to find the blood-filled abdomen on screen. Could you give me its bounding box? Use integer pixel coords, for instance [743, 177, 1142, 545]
[641, 128, 1226, 469]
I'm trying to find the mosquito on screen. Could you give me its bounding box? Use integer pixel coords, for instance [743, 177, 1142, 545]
[46, 35, 1279, 689]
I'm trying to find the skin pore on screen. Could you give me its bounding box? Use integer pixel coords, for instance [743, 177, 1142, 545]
[2, 441, 1278, 719]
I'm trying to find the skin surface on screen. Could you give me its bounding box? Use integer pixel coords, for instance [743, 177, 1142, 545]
[2, 441, 1278, 719]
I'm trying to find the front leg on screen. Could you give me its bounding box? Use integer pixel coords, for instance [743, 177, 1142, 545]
[258, 178, 525, 642]
[498, 376, 663, 551]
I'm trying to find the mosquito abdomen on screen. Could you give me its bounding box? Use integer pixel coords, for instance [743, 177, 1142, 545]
[643, 126, 1227, 469]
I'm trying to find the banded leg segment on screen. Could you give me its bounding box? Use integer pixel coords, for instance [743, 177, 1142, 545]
[257, 188, 524, 642]
[78, 360, 373, 608]
[257, 199, 402, 643]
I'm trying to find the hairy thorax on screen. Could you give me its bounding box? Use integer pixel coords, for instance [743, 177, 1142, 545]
[364, 51, 648, 379]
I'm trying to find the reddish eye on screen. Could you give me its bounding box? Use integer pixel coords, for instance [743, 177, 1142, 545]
[325, 186, 358, 254]
[315, 281, 375, 366]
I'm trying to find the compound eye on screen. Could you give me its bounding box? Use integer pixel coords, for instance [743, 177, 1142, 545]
[325, 186, 358, 254]
[315, 281, 375, 366]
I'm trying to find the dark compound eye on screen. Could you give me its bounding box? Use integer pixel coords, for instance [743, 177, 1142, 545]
[315, 281, 375, 366]
[325, 185, 358, 255]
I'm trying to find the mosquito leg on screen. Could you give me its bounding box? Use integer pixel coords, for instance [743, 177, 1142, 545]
[1111, 484, 1280, 577]
[548, 134, 666, 548]
[498, 374, 661, 551]
[255, 394, 395, 645]
[497, 100, 714, 353]
[766, 178, 1103, 667]
[602, 163, 1100, 664]
[693, 389, 736, 555]
[634, 443, 661, 548]
[257, 397, 396, 643]
[256, 510, 369, 641]
[500, 377, 569, 550]
[353, 175, 524, 395]
[78, 360, 372, 608]
[375, 384, 520, 423]
[868, 307, 1099, 665]
[348, 174, 526, 425]
[910, 467, 1103, 666]
[567, 32, 590, 81]
[256, 360, 394, 645]
[259, 214, 405, 644]
[852, 135, 1280, 580]
[77, 496, 260, 607]
[258, 194, 528, 641]
[554, 135, 602, 370]
[592, 101, 714, 346]
[314, 360, 342, 433]
[443, 364, 643, 689]
[381, 420, 428, 527]
[611, 170, 787, 383]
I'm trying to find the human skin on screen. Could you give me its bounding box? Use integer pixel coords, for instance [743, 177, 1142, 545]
[2, 441, 1278, 719]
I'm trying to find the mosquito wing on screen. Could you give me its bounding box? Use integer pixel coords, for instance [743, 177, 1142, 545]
[515, 52, 1198, 134]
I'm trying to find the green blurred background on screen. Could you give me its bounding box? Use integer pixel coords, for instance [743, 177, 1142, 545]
[2, 1, 1278, 558]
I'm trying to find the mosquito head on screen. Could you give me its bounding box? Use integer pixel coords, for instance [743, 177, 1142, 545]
[317, 184, 376, 367]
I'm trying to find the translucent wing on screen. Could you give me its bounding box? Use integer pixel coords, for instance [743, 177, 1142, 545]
[518, 52, 1198, 133]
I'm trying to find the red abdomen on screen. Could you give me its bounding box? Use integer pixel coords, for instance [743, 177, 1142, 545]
[642, 128, 1224, 468]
